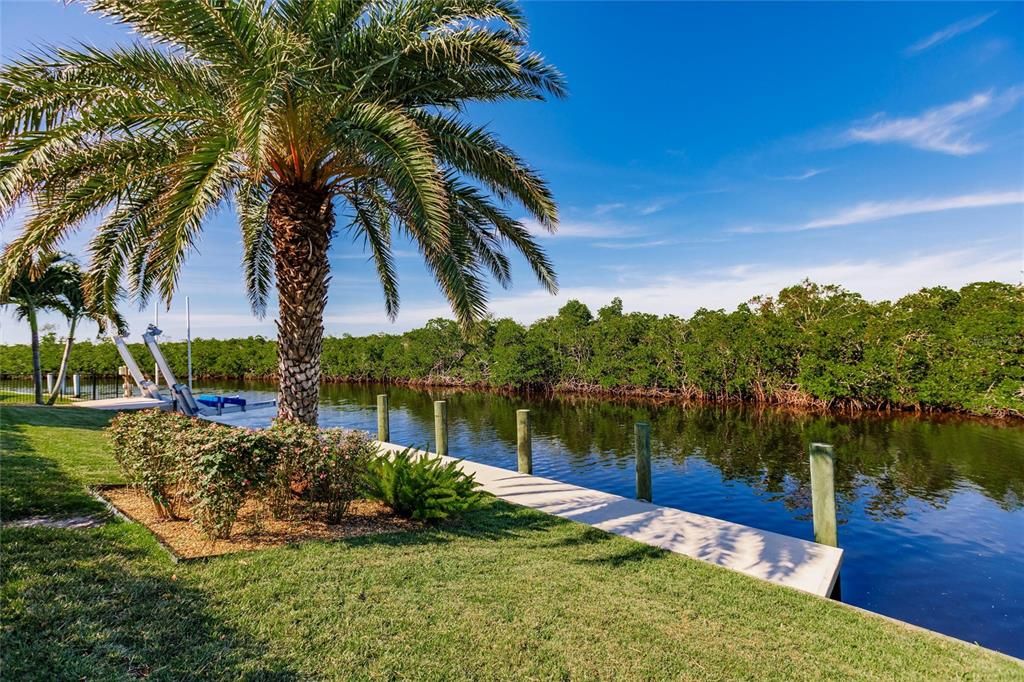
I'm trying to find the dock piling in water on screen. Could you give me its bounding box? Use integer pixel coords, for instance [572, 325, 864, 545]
[809, 443, 838, 548]
[635, 422, 652, 502]
[434, 400, 448, 456]
[517, 409, 532, 474]
[377, 394, 389, 442]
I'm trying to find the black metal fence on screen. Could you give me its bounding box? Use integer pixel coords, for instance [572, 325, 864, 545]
[0, 372, 125, 404]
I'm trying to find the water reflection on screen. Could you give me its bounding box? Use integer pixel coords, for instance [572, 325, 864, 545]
[311, 383, 1024, 516]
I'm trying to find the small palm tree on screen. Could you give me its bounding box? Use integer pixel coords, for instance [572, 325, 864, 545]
[0, 0, 563, 424]
[45, 259, 127, 405]
[0, 252, 70, 403]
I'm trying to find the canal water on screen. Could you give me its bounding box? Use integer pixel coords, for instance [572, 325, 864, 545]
[202, 380, 1024, 657]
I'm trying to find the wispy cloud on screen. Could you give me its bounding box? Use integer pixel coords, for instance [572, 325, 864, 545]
[591, 239, 673, 250]
[842, 88, 1023, 155]
[523, 218, 633, 240]
[593, 202, 626, 216]
[638, 200, 669, 215]
[906, 12, 997, 55]
[773, 168, 829, 181]
[732, 189, 1024, 233]
[801, 190, 1024, 230]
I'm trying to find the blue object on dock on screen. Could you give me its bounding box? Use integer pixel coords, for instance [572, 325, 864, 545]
[196, 394, 246, 410]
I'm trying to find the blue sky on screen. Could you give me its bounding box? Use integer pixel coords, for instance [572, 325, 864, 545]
[1, 1, 1022, 344]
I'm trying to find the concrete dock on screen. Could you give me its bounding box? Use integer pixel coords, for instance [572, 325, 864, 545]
[377, 442, 844, 597]
[73, 397, 172, 411]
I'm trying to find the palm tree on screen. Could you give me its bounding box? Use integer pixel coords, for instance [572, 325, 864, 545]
[0, 0, 563, 424]
[45, 259, 127, 405]
[0, 252, 70, 403]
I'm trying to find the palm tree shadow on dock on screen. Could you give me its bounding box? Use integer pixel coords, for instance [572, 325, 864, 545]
[491, 476, 833, 589]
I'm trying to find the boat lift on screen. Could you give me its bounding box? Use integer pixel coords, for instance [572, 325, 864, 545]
[110, 325, 275, 418]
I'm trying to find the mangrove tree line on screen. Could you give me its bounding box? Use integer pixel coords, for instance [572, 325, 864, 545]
[1, 281, 1021, 416]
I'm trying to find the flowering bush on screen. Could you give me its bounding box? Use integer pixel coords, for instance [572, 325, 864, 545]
[267, 421, 376, 523]
[108, 410, 192, 519]
[174, 421, 277, 539]
[107, 410, 374, 538]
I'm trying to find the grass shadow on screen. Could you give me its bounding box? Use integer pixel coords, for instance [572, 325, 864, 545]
[1, 522, 301, 680]
[326, 497, 565, 554]
[0, 405, 113, 431]
[574, 542, 667, 567]
[0, 408, 113, 520]
[0, 450, 108, 520]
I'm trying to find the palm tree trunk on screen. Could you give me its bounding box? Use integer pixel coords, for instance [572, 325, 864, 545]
[268, 183, 333, 425]
[27, 307, 43, 404]
[46, 317, 77, 406]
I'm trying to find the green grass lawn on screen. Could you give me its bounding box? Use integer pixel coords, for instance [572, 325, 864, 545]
[1, 406, 1020, 680]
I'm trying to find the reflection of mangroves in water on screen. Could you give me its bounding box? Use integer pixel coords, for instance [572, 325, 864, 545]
[320, 382, 1024, 519]
[2, 281, 1021, 417]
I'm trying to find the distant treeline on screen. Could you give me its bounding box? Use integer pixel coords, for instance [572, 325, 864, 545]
[2, 281, 1021, 417]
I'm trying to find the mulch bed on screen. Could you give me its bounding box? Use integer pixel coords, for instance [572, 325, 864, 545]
[97, 486, 419, 560]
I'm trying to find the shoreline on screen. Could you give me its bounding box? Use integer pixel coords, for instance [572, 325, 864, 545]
[199, 374, 1024, 425]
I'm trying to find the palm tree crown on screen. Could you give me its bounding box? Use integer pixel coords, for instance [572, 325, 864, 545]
[0, 0, 564, 423]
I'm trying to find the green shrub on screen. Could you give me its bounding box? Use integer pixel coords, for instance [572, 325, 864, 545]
[268, 421, 375, 523]
[362, 447, 483, 521]
[108, 410, 192, 519]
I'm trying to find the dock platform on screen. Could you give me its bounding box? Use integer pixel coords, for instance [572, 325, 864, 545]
[377, 442, 844, 597]
[73, 397, 172, 411]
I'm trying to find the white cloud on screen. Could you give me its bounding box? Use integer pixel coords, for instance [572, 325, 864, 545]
[523, 218, 633, 240]
[732, 189, 1024, 233]
[591, 239, 673, 250]
[322, 247, 1022, 329]
[593, 202, 626, 216]
[842, 88, 1023, 155]
[639, 200, 668, 215]
[5, 248, 1018, 343]
[906, 12, 997, 55]
[800, 190, 1024, 231]
[774, 168, 829, 181]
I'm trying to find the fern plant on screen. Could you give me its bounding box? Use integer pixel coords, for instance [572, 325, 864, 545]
[362, 448, 482, 521]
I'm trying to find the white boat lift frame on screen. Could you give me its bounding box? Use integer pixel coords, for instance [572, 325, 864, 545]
[109, 323, 275, 418]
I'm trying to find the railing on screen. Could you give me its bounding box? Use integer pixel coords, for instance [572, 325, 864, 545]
[0, 372, 125, 404]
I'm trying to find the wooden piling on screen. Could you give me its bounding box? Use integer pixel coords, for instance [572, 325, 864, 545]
[376, 394, 390, 442]
[635, 422, 652, 502]
[517, 409, 532, 474]
[809, 443, 838, 548]
[434, 400, 448, 456]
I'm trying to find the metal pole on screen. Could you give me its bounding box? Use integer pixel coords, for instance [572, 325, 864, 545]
[153, 302, 161, 389]
[186, 296, 193, 391]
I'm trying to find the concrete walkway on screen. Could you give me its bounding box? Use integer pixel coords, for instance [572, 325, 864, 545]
[376, 442, 843, 598]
